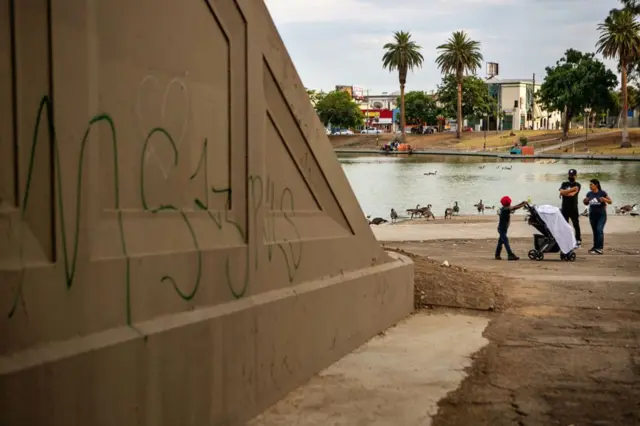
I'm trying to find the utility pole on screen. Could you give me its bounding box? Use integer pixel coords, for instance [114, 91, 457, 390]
[532, 73, 535, 130]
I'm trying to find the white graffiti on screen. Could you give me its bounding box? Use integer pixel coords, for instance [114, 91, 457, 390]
[135, 74, 191, 179]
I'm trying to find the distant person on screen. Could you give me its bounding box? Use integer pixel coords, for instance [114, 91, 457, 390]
[583, 179, 612, 255]
[559, 169, 582, 248]
[495, 196, 527, 261]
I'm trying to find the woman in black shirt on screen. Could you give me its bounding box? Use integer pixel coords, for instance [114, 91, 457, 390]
[583, 179, 612, 254]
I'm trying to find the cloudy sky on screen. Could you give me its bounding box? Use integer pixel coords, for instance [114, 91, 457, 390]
[264, 0, 622, 95]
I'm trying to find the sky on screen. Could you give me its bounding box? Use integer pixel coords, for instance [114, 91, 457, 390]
[263, 0, 622, 95]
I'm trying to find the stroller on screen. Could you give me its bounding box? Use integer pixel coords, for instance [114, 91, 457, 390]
[524, 204, 577, 262]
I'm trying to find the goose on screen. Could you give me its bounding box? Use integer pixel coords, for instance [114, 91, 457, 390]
[406, 204, 422, 218]
[423, 170, 438, 176]
[444, 208, 453, 219]
[390, 208, 398, 223]
[501, 166, 512, 170]
[580, 207, 589, 217]
[631, 212, 639, 217]
[453, 201, 460, 215]
[485, 205, 495, 210]
[419, 204, 435, 220]
[620, 204, 637, 214]
[369, 217, 388, 225]
[474, 200, 485, 214]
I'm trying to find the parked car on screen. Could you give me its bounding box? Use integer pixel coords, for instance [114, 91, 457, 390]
[360, 127, 381, 134]
[332, 129, 354, 135]
[463, 126, 473, 132]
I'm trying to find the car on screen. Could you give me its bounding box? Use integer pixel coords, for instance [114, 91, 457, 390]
[360, 127, 381, 135]
[463, 126, 473, 132]
[332, 129, 354, 135]
[423, 126, 438, 134]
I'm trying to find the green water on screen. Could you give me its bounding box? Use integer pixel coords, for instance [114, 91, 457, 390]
[338, 154, 640, 219]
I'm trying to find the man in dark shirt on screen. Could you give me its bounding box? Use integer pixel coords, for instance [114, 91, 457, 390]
[559, 169, 582, 247]
[495, 196, 527, 260]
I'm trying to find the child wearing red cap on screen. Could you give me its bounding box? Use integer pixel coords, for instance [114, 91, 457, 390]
[496, 196, 527, 260]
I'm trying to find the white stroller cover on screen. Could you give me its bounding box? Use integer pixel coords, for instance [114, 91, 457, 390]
[534, 205, 577, 254]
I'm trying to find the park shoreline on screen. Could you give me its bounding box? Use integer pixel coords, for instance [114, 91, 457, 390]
[335, 147, 640, 161]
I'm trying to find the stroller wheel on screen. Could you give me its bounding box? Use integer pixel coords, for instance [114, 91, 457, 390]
[560, 253, 566, 261]
[536, 252, 544, 261]
[568, 252, 577, 262]
[528, 250, 537, 260]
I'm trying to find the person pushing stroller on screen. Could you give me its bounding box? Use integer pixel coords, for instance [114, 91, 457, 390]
[495, 196, 527, 260]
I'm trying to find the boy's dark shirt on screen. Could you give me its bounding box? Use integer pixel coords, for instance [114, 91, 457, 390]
[585, 190, 609, 215]
[498, 206, 511, 233]
[559, 180, 581, 211]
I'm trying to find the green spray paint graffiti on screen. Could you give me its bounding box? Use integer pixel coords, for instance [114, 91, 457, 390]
[7, 95, 304, 325]
[8, 96, 132, 324]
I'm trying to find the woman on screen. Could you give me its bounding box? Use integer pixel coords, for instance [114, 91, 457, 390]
[583, 179, 612, 254]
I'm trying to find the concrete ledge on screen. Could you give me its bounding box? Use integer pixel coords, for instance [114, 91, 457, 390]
[334, 149, 640, 161]
[0, 255, 413, 426]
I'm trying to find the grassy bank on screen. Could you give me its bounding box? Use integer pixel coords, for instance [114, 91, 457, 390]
[546, 128, 640, 155]
[330, 128, 620, 153]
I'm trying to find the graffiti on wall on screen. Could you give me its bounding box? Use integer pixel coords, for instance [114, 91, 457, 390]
[6, 91, 303, 327]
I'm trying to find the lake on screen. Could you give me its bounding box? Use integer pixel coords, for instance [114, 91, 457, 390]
[338, 154, 640, 219]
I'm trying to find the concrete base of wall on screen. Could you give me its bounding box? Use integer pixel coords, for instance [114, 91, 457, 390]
[0, 252, 413, 426]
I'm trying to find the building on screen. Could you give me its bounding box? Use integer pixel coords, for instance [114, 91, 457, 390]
[487, 78, 562, 131]
[361, 92, 399, 110]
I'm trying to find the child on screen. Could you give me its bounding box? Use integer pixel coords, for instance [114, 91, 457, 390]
[495, 196, 527, 260]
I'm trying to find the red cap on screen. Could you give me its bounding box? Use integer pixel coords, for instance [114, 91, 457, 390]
[500, 196, 512, 206]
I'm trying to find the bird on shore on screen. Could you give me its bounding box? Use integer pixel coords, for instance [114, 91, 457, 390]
[406, 204, 422, 218]
[485, 205, 495, 210]
[424, 170, 438, 176]
[419, 204, 435, 220]
[369, 217, 388, 225]
[390, 208, 398, 223]
[444, 207, 453, 219]
[474, 200, 485, 214]
[620, 204, 637, 214]
[453, 201, 460, 215]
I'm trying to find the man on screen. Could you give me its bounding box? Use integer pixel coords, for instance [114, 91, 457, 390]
[559, 169, 582, 247]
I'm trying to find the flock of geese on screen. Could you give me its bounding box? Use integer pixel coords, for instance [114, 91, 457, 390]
[367, 199, 496, 225]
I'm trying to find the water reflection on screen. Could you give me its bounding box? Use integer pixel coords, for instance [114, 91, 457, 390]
[338, 154, 640, 219]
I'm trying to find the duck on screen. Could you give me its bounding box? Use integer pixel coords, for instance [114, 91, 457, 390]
[453, 201, 460, 215]
[474, 199, 485, 214]
[390, 208, 398, 223]
[369, 217, 388, 225]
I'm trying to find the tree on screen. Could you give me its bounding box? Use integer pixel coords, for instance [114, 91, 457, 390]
[437, 75, 497, 120]
[537, 49, 618, 140]
[397, 91, 439, 125]
[435, 31, 483, 139]
[314, 90, 364, 130]
[306, 88, 326, 106]
[382, 31, 424, 141]
[596, 9, 640, 147]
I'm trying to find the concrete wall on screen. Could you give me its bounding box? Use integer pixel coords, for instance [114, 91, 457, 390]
[0, 1, 414, 425]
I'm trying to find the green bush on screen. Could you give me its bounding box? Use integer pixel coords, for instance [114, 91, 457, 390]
[519, 136, 528, 146]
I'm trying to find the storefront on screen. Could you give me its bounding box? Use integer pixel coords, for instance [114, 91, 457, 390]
[362, 109, 393, 132]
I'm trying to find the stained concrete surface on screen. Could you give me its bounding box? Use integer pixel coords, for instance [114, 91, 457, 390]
[249, 313, 490, 426]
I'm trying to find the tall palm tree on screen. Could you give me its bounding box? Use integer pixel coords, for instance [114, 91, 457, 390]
[382, 31, 424, 141]
[597, 9, 640, 147]
[435, 31, 483, 139]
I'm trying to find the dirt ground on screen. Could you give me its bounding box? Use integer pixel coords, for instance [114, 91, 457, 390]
[383, 234, 640, 426]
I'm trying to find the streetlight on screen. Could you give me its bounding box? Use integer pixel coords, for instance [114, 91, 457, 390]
[584, 107, 592, 152]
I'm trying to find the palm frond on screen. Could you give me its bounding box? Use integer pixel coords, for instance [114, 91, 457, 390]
[435, 31, 484, 78]
[596, 9, 640, 62]
[381, 31, 425, 75]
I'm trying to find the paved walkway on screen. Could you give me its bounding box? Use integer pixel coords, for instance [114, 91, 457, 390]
[249, 313, 489, 426]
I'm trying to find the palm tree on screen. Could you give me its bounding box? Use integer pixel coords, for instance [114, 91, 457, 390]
[435, 31, 483, 139]
[382, 31, 424, 141]
[597, 9, 640, 147]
